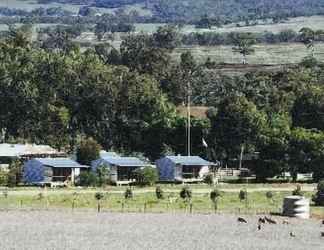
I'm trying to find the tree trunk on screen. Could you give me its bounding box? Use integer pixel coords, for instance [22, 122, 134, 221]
[239, 144, 245, 170]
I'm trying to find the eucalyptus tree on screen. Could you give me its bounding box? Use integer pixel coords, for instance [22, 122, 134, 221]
[230, 33, 256, 64]
[299, 27, 324, 57]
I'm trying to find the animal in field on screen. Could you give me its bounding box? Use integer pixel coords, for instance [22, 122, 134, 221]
[265, 216, 277, 224]
[290, 232, 296, 237]
[321, 232, 324, 237]
[257, 224, 262, 231]
[237, 217, 248, 223]
[258, 217, 266, 224]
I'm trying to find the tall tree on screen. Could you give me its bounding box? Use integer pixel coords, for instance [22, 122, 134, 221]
[230, 33, 256, 64]
[299, 27, 324, 57]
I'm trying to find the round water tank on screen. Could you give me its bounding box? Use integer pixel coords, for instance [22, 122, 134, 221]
[283, 196, 310, 219]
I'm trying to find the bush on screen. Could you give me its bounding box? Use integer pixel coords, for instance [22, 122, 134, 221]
[7, 160, 23, 187]
[180, 186, 192, 201]
[124, 188, 133, 199]
[134, 166, 158, 186]
[266, 191, 274, 203]
[155, 186, 164, 199]
[203, 174, 214, 185]
[0, 171, 8, 186]
[239, 189, 247, 202]
[78, 171, 98, 187]
[266, 191, 274, 199]
[95, 192, 104, 200]
[76, 138, 101, 165]
[312, 180, 324, 206]
[96, 165, 110, 187]
[210, 188, 222, 202]
[292, 184, 303, 196]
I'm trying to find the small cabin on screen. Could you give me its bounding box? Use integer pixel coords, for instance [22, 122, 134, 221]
[23, 158, 88, 185]
[0, 143, 65, 171]
[92, 155, 148, 185]
[156, 156, 215, 182]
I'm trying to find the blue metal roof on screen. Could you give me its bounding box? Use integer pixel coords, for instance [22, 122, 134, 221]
[165, 156, 215, 166]
[101, 156, 148, 167]
[35, 158, 88, 168]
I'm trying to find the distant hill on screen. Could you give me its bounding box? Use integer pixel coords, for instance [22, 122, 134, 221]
[36, 0, 324, 23]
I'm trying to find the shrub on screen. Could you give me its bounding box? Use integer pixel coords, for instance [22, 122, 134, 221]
[180, 186, 192, 202]
[37, 193, 44, 200]
[134, 166, 158, 186]
[95, 192, 104, 201]
[292, 185, 303, 196]
[266, 191, 273, 199]
[204, 174, 214, 185]
[76, 138, 101, 165]
[78, 171, 98, 187]
[0, 171, 8, 186]
[312, 180, 324, 206]
[210, 188, 222, 202]
[94, 192, 104, 212]
[124, 188, 133, 199]
[7, 160, 23, 187]
[96, 165, 110, 187]
[155, 186, 164, 199]
[266, 191, 274, 203]
[239, 189, 247, 202]
[210, 188, 222, 212]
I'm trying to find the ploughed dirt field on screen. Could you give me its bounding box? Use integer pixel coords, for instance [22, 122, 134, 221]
[0, 211, 323, 250]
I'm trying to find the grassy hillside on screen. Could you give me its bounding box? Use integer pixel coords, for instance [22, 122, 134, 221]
[173, 43, 324, 65]
[134, 16, 324, 34]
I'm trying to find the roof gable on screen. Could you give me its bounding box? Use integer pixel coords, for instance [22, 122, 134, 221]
[101, 156, 147, 167]
[166, 156, 214, 166]
[35, 158, 87, 168]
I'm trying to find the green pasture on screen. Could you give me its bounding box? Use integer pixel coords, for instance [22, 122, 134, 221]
[173, 43, 324, 64]
[0, 186, 322, 217]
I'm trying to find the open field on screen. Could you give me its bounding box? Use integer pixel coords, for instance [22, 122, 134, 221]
[0, 184, 322, 217]
[134, 16, 324, 34]
[173, 43, 324, 64]
[0, 211, 323, 250]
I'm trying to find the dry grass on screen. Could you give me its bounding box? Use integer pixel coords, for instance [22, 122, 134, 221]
[173, 43, 324, 64]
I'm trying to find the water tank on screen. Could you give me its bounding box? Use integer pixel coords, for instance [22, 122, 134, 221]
[282, 196, 310, 219]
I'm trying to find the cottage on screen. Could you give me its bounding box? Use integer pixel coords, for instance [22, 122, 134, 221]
[0, 143, 65, 171]
[23, 158, 88, 186]
[156, 156, 215, 182]
[92, 155, 148, 184]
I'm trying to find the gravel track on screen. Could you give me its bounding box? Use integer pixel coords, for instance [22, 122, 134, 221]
[0, 211, 323, 250]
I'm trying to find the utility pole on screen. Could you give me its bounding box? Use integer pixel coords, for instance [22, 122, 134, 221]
[187, 78, 191, 156]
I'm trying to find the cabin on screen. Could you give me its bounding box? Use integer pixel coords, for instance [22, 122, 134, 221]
[0, 143, 65, 171]
[91, 155, 148, 184]
[156, 156, 215, 182]
[23, 158, 88, 186]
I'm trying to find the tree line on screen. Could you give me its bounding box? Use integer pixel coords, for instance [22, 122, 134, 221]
[182, 29, 324, 46]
